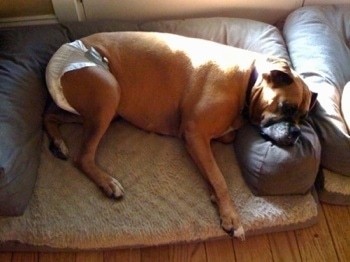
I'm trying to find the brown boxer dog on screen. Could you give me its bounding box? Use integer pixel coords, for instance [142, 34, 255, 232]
[44, 32, 316, 241]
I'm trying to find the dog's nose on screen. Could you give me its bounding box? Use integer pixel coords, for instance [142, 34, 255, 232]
[260, 121, 301, 146]
[289, 126, 301, 139]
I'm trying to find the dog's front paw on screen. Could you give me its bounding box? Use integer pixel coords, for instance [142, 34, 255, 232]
[100, 176, 125, 200]
[221, 212, 245, 241]
[49, 139, 69, 160]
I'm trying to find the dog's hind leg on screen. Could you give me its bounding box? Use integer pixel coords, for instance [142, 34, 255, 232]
[44, 103, 83, 159]
[61, 66, 124, 199]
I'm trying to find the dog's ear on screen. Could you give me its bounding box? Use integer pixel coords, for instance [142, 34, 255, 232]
[270, 70, 293, 86]
[263, 58, 293, 87]
[309, 91, 318, 111]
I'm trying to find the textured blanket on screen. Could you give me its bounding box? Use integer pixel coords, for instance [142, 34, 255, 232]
[0, 120, 318, 250]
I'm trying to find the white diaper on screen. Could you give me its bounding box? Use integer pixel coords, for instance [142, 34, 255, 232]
[46, 40, 109, 114]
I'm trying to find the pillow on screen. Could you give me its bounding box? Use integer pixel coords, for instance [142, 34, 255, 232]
[234, 122, 320, 195]
[284, 5, 350, 204]
[284, 5, 350, 175]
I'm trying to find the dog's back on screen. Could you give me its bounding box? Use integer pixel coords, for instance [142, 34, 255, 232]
[81, 32, 257, 135]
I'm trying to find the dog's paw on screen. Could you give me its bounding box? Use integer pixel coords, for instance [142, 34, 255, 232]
[49, 139, 69, 160]
[100, 177, 125, 200]
[233, 225, 245, 241]
[221, 212, 245, 241]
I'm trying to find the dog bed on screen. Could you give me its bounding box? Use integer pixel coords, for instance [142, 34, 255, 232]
[284, 4, 350, 205]
[0, 18, 319, 250]
[0, 120, 319, 250]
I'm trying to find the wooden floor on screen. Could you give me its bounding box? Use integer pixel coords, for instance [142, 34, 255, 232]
[1, 202, 349, 262]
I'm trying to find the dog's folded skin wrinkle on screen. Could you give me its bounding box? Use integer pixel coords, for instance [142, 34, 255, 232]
[242, 67, 259, 118]
[44, 32, 315, 241]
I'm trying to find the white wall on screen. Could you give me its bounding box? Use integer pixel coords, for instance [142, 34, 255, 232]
[53, 0, 350, 24]
[82, 0, 302, 24]
[304, 0, 349, 5]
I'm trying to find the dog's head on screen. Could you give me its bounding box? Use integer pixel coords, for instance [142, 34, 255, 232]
[248, 58, 317, 146]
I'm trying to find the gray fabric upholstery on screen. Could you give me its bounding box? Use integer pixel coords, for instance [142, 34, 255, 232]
[284, 5, 350, 175]
[284, 5, 350, 204]
[234, 122, 320, 195]
[0, 25, 68, 215]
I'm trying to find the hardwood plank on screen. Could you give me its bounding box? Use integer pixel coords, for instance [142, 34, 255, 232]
[104, 248, 141, 262]
[322, 204, 350, 262]
[205, 238, 236, 262]
[295, 206, 338, 262]
[76, 251, 103, 262]
[141, 245, 170, 262]
[268, 231, 301, 262]
[38, 252, 75, 262]
[167, 242, 207, 262]
[233, 234, 273, 262]
[0, 252, 12, 262]
[12, 252, 38, 262]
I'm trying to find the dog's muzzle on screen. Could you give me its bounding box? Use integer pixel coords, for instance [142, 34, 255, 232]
[260, 121, 301, 146]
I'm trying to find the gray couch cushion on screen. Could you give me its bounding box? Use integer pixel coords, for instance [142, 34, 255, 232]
[284, 5, 350, 204]
[0, 25, 69, 215]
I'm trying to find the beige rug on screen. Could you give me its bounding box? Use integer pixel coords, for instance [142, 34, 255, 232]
[318, 169, 350, 205]
[0, 120, 318, 250]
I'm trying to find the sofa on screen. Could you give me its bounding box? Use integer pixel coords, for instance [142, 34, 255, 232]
[0, 3, 348, 250]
